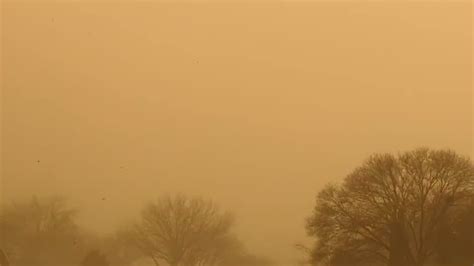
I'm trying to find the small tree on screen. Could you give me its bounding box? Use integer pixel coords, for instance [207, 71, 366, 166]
[81, 250, 109, 266]
[132, 195, 234, 266]
[0, 196, 82, 266]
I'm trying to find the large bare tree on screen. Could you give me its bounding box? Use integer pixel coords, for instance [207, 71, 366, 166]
[306, 148, 473, 266]
[132, 195, 235, 266]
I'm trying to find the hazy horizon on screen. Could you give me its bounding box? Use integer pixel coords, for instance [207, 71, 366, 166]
[1, 1, 472, 265]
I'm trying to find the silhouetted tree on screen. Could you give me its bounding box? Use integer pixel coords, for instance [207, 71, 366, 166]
[81, 250, 109, 266]
[306, 148, 473, 266]
[0, 196, 83, 266]
[132, 195, 235, 266]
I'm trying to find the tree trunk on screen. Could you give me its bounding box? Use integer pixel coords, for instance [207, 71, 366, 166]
[388, 221, 413, 266]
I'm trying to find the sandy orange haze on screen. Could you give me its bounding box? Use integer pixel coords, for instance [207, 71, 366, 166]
[1, 1, 472, 265]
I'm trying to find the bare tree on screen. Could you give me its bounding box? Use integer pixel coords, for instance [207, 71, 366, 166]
[306, 148, 473, 266]
[0, 196, 82, 266]
[0, 196, 78, 238]
[132, 195, 234, 266]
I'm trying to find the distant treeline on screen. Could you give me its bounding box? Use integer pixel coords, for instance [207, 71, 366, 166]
[0, 195, 273, 266]
[1, 147, 473, 266]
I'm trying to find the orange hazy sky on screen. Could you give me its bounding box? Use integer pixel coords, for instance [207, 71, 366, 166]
[1, 1, 472, 265]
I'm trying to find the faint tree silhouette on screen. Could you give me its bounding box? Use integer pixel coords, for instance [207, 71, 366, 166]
[81, 250, 109, 266]
[132, 195, 235, 266]
[101, 229, 143, 266]
[0, 196, 82, 266]
[0, 249, 9, 266]
[306, 148, 473, 266]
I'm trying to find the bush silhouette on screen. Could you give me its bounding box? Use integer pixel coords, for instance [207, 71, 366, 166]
[81, 250, 109, 266]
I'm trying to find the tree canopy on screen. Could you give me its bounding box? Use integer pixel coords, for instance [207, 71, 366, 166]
[132, 195, 236, 266]
[306, 148, 474, 266]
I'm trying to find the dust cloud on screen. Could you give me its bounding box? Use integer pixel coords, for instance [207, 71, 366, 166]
[1, 1, 472, 266]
